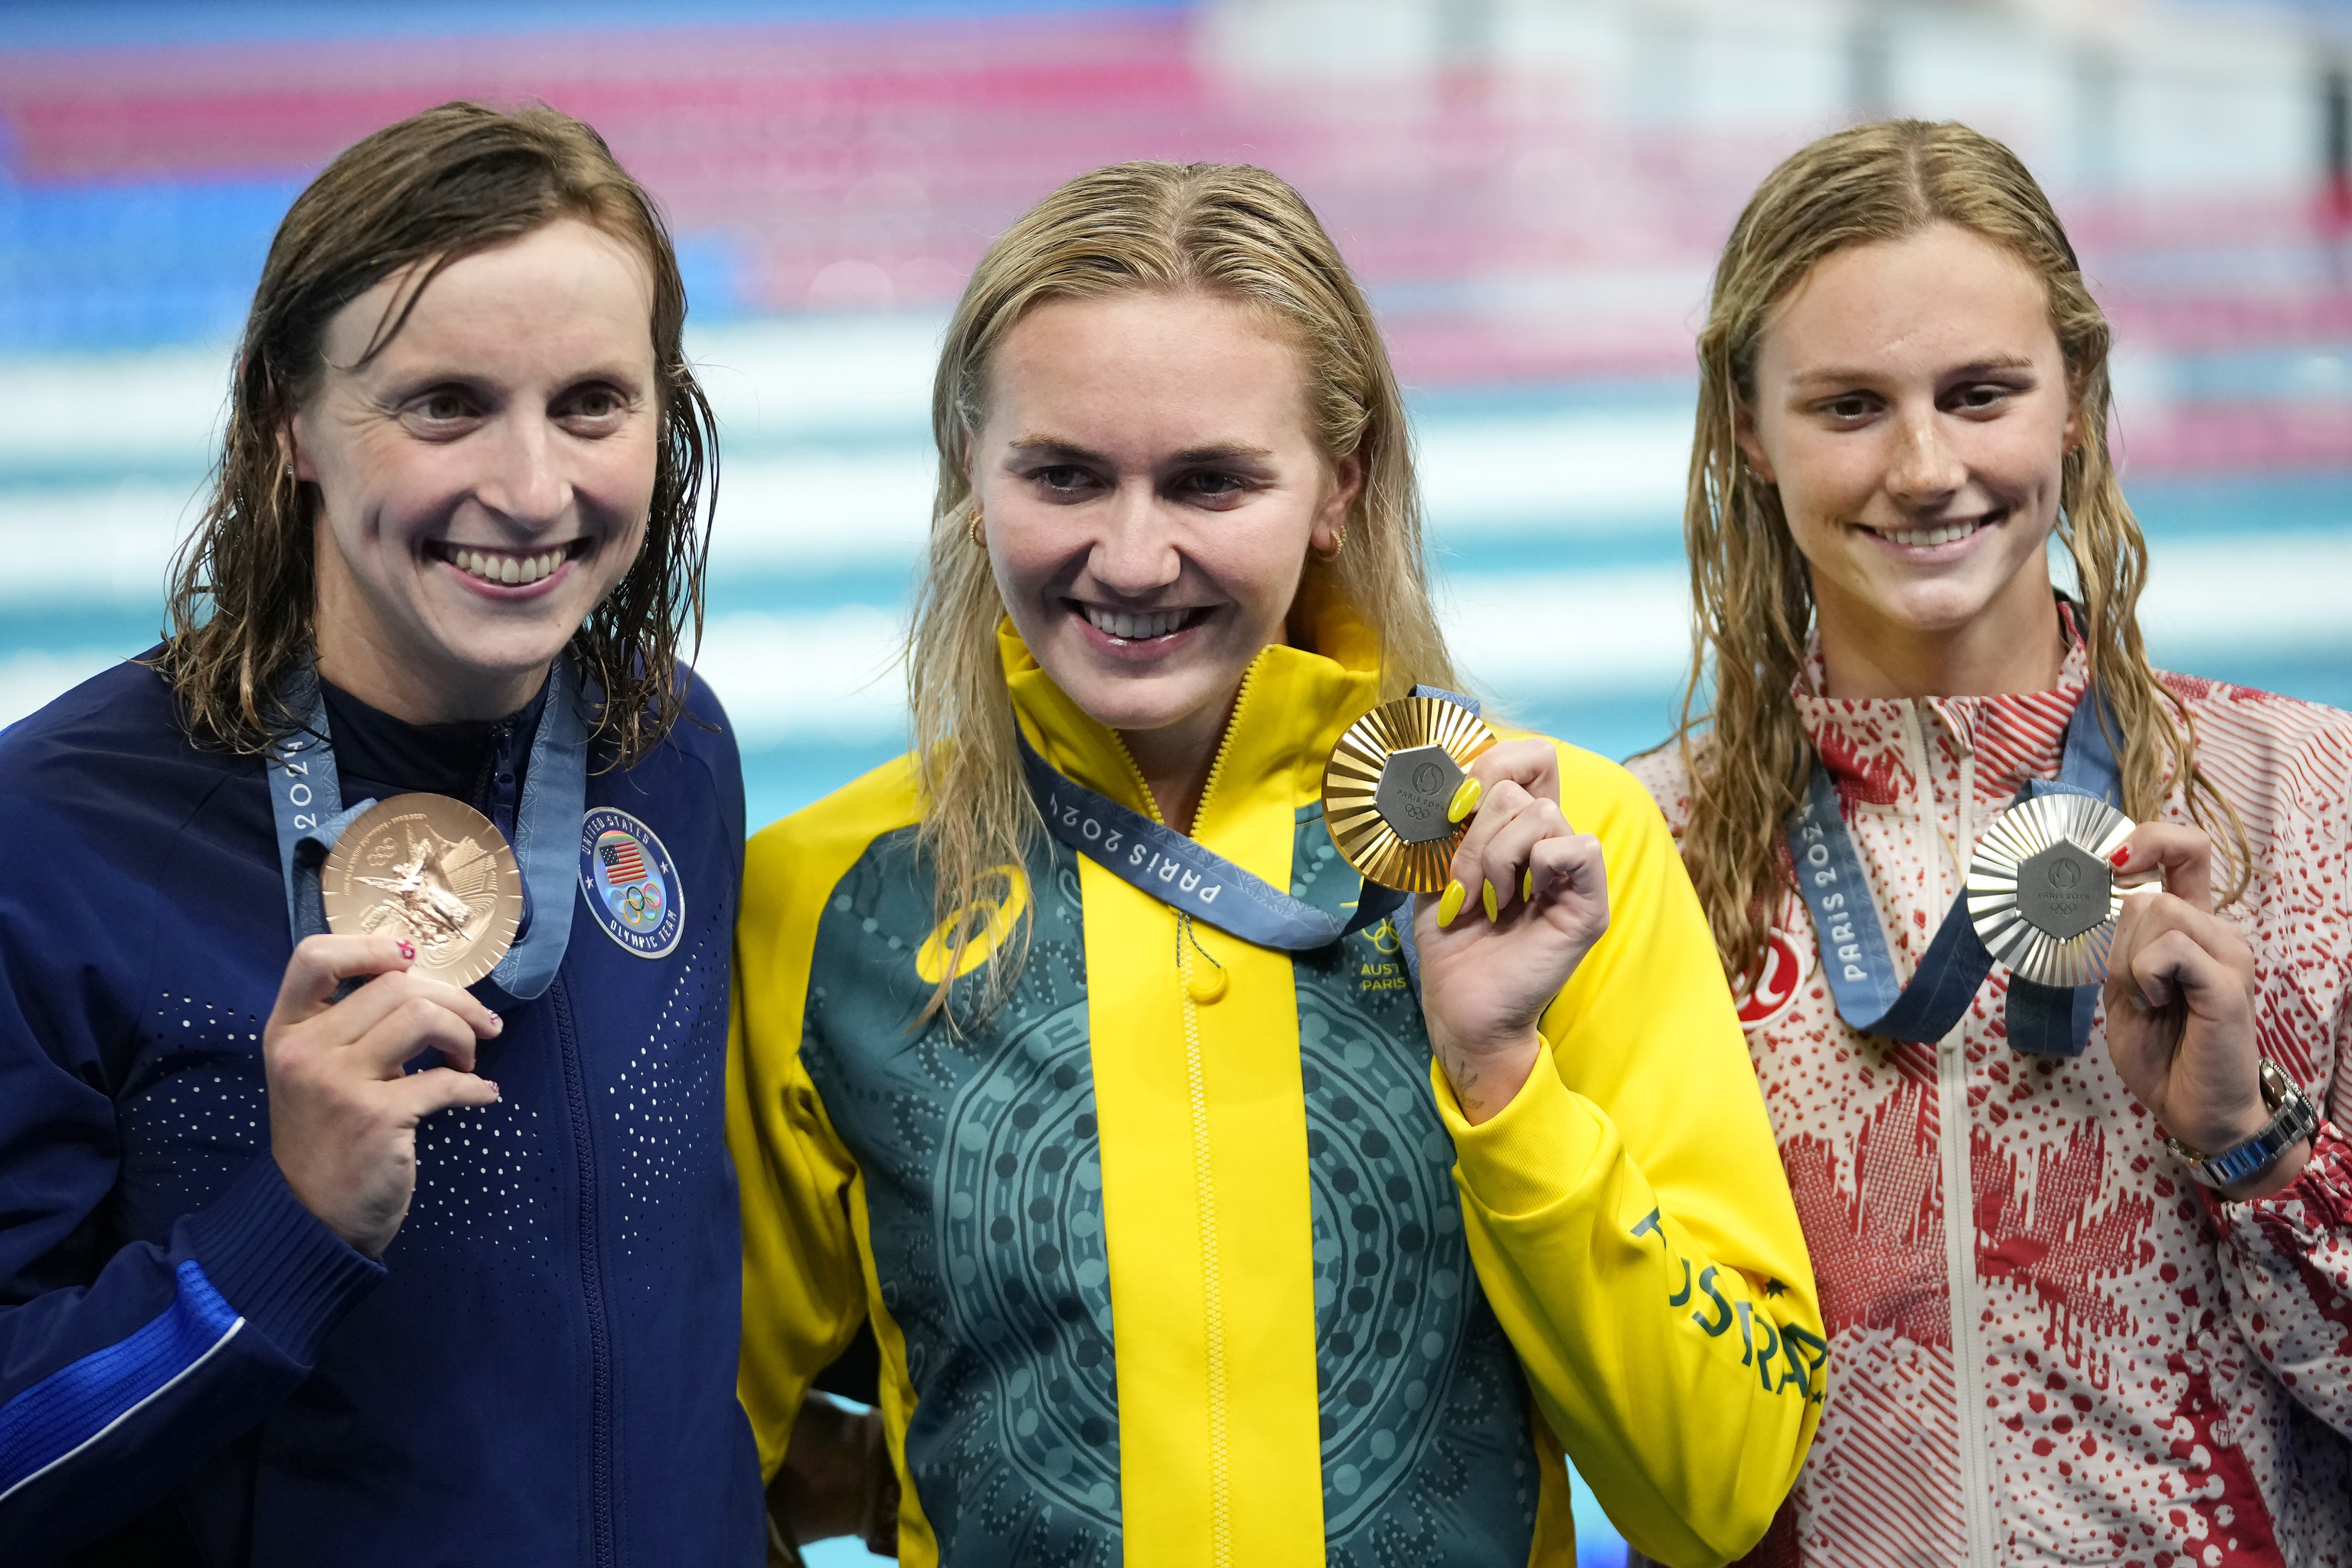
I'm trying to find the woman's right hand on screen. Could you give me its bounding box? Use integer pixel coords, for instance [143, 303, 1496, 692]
[264, 933, 505, 1256]
[1414, 739, 1611, 1125]
[2102, 825, 2302, 1199]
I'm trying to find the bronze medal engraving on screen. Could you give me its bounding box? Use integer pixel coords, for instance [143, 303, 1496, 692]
[1964, 792, 2136, 989]
[321, 793, 524, 988]
[1321, 694, 1498, 893]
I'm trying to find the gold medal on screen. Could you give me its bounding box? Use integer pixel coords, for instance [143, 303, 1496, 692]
[321, 793, 524, 987]
[1964, 792, 2138, 989]
[1320, 694, 1498, 892]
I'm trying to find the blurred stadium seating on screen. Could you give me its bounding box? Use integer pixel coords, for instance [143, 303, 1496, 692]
[4, 3, 2350, 1560]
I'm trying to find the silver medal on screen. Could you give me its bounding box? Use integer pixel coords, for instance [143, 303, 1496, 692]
[1963, 792, 2138, 989]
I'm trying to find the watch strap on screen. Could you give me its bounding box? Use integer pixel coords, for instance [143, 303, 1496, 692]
[2165, 1059, 2321, 1191]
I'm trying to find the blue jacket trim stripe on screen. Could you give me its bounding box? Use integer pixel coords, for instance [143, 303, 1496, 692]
[0, 1259, 244, 1502]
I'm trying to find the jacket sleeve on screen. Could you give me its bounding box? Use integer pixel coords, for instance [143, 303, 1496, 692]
[0, 897, 381, 1556]
[2204, 724, 2352, 1441]
[2210, 1104, 2352, 1439]
[1435, 745, 1824, 1568]
[727, 812, 886, 1480]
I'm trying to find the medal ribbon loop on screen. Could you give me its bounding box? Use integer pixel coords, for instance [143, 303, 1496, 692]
[1785, 686, 2121, 1057]
[263, 658, 590, 1004]
[1014, 685, 1481, 952]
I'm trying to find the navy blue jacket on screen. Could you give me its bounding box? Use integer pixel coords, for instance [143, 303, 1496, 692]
[0, 656, 763, 1565]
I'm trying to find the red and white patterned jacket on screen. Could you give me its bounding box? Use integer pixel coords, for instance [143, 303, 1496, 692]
[1628, 645, 2352, 1568]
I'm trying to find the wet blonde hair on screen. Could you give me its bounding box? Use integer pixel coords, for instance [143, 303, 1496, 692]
[909, 159, 1455, 1020]
[1676, 119, 2249, 991]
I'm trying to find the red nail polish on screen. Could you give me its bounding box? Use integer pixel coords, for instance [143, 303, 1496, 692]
[397, 940, 416, 961]
[2109, 848, 2131, 867]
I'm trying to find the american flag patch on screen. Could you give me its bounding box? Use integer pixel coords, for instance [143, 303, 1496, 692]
[599, 837, 648, 885]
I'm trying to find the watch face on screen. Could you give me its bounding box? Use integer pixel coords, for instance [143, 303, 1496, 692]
[1321, 695, 1497, 893]
[1964, 791, 2137, 988]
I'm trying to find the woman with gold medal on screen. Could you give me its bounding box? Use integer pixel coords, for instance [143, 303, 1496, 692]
[0, 104, 786, 1561]
[730, 161, 1826, 1566]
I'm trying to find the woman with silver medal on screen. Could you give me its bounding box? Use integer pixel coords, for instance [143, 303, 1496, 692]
[1629, 121, 2352, 1563]
[0, 104, 825, 1563]
[731, 162, 1825, 1567]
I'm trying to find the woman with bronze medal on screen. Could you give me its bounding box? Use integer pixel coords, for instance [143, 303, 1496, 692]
[1629, 122, 2352, 1563]
[0, 105, 781, 1561]
[730, 162, 1826, 1567]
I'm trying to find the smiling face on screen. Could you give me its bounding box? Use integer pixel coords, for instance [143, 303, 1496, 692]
[1740, 221, 2078, 696]
[975, 290, 1355, 797]
[291, 217, 659, 723]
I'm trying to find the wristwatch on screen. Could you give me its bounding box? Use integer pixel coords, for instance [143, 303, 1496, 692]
[2164, 1058, 2320, 1191]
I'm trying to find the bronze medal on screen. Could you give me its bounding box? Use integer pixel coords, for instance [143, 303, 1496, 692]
[321, 793, 524, 987]
[1320, 694, 1498, 893]
[1963, 791, 2138, 989]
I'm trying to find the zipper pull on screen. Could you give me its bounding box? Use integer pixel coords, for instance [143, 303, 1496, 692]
[1178, 912, 1228, 1004]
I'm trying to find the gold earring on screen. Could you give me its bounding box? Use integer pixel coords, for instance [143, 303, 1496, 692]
[1312, 524, 1345, 564]
[969, 505, 985, 548]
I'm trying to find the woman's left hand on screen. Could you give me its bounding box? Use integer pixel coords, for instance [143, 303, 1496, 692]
[1413, 739, 1609, 1125]
[2103, 823, 2306, 1200]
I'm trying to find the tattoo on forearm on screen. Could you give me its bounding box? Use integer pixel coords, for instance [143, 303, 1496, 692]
[1449, 1053, 1481, 1114]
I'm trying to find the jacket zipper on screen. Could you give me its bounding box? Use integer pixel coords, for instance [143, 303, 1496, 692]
[1907, 706, 1994, 1566]
[1176, 950, 1233, 1567]
[485, 715, 523, 842]
[1104, 662, 1259, 1563]
[1189, 661, 1258, 831]
[1102, 658, 1262, 833]
[552, 978, 619, 1568]
[1180, 660, 1258, 1566]
[484, 717, 533, 939]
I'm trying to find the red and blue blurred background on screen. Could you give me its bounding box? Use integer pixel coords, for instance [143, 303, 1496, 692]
[5, 2, 2350, 1560]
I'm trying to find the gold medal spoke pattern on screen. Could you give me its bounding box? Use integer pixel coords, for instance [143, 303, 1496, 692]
[1321, 697, 1499, 893]
[319, 792, 525, 988]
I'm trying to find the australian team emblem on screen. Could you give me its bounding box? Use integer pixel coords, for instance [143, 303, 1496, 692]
[579, 807, 684, 959]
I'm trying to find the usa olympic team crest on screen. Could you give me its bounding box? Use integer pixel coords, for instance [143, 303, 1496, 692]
[579, 808, 683, 958]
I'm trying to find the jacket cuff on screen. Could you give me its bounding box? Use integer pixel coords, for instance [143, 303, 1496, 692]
[2215, 1118, 2352, 1227]
[182, 1155, 385, 1366]
[1430, 1047, 1607, 1220]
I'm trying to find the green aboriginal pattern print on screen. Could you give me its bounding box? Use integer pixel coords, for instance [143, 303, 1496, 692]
[1286, 826, 1538, 1564]
[802, 836, 1119, 1568]
[798, 808, 1537, 1568]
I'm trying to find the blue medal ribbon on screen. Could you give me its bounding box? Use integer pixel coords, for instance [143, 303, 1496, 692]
[1785, 687, 2122, 1057]
[1015, 684, 1481, 952]
[262, 659, 590, 1004]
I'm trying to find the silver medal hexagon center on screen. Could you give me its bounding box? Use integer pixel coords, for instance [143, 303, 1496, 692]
[2012, 839, 2114, 941]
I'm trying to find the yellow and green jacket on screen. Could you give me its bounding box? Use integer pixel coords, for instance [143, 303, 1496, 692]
[730, 615, 1824, 1568]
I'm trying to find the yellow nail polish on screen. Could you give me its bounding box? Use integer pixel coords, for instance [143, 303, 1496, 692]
[1522, 868, 1534, 903]
[1436, 880, 1466, 927]
[1447, 777, 1482, 824]
[1481, 880, 1499, 922]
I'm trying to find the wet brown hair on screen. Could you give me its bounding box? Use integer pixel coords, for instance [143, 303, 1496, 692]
[1675, 119, 2249, 991]
[157, 100, 717, 765]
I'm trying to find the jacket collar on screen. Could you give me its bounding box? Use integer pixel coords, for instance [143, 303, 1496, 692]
[1001, 603, 1385, 843]
[1793, 605, 2089, 807]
